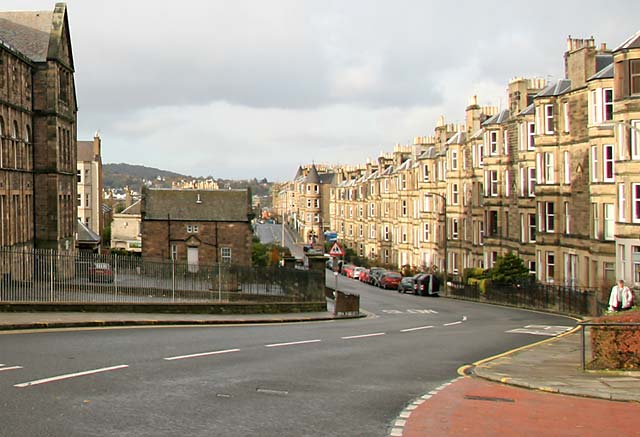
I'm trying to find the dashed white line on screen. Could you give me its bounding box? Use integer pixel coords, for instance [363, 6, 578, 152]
[14, 365, 129, 388]
[443, 321, 462, 326]
[400, 325, 434, 333]
[164, 348, 240, 361]
[0, 366, 23, 373]
[341, 332, 385, 340]
[265, 339, 322, 348]
[463, 316, 468, 321]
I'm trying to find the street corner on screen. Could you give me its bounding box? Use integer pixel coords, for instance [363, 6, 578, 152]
[398, 377, 640, 437]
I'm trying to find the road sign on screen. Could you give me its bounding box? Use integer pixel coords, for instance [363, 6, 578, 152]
[328, 242, 345, 257]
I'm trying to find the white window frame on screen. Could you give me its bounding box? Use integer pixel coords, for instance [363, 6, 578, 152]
[603, 144, 614, 182]
[451, 149, 458, 170]
[490, 170, 498, 197]
[564, 201, 570, 234]
[604, 203, 614, 241]
[545, 201, 555, 233]
[546, 252, 555, 283]
[489, 131, 498, 155]
[544, 152, 554, 184]
[633, 183, 640, 224]
[452, 183, 459, 205]
[593, 203, 600, 238]
[544, 104, 554, 134]
[221, 247, 232, 263]
[452, 218, 459, 240]
[591, 145, 599, 182]
[527, 122, 535, 150]
[631, 120, 640, 160]
[528, 167, 536, 197]
[619, 183, 627, 222]
[528, 213, 536, 243]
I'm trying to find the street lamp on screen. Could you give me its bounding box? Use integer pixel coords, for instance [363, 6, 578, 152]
[425, 192, 447, 294]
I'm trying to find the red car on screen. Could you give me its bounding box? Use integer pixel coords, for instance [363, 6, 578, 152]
[342, 264, 356, 278]
[89, 262, 114, 283]
[359, 268, 370, 283]
[379, 272, 402, 289]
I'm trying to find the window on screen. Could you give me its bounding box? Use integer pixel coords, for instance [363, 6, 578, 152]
[528, 168, 536, 197]
[451, 149, 458, 170]
[564, 202, 570, 234]
[478, 144, 484, 166]
[85, 169, 90, 180]
[401, 225, 407, 243]
[452, 218, 459, 240]
[452, 183, 459, 205]
[545, 202, 555, 233]
[504, 170, 510, 197]
[401, 200, 407, 216]
[369, 203, 375, 217]
[424, 223, 430, 242]
[358, 205, 363, 217]
[85, 194, 90, 208]
[369, 224, 375, 239]
[604, 89, 613, 121]
[489, 170, 498, 197]
[171, 244, 177, 260]
[479, 221, 484, 245]
[76, 170, 81, 183]
[423, 194, 431, 212]
[544, 152, 555, 184]
[307, 199, 311, 208]
[489, 131, 498, 155]
[527, 122, 535, 150]
[603, 145, 614, 182]
[633, 183, 640, 223]
[545, 104, 554, 134]
[423, 165, 430, 182]
[314, 199, 320, 208]
[546, 252, 555, 283]
[221, 247, 232, 263]
[632, 60, 640, 95]
[520, 213, 526, 242]
[590, 88, 614, 123]
[591, 145, 599, 182]
[359, 224, 364, 238]
[619, 183, 626, 222]
[186, 224, 199, 233]
[77, 194, 81, 206]
[604, 203, 614, 240]
[634, 246, 640, 284]
[488, 210, 498, 236]
[384, 226, 390, 241]
[593, 203, 600, 238]
[563, 102, 570, 133]
[632, 120, 640, 160]
[564, 151, 570, 185]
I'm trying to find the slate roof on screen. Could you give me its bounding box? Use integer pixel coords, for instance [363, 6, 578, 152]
[77, 220, 100, 243]
[519, 103, 535, 116]
[614, 30, 640, 51]
[445, 132, 467, 145]
[536, 79, 572, 97]
[77, 141, 95, 162]
[318, 172, 336, 185]
[0, 11, 53, 62]
[418, 146, 437, 159]
[143, 189, 250, 222]
[482, 109, 510, 126]
[588, 63, 614, 81]
[121, 200, 141, 215]
[305, 164, 320, 184]
[595, 54, 613, 74]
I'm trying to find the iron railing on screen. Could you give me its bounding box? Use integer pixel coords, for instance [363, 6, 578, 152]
[0, 248, 324, 304]
[445, 281, 602, 317]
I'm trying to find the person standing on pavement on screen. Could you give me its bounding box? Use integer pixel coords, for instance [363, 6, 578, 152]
[608, 279, 634, 312]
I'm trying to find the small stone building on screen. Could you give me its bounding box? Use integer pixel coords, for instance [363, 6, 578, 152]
[141, 188, 253, 267]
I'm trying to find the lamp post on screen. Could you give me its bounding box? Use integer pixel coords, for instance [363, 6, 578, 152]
[425, 192, 447, 294]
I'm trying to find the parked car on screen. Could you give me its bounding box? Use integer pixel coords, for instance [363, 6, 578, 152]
[379, 271, 402, 289]
[326, 259, 334, 270]
[369, 268, 387, 287]
[353, 266, 365, 280]
[342, 264, 356, 278]
[359, 268, 370, 283]
[89, 262, 114, 283]
[398, 275, 419, 293]
[414, 273, 441, 296]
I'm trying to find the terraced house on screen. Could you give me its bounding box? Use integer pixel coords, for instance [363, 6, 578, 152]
[276, 31, 640, 291]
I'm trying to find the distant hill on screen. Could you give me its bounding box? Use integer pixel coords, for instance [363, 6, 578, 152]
[103, 163, 273, 198]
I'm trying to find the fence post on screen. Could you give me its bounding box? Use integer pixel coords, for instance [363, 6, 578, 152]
[172, 259, 176, 302]
[581, 324, 586, 371]
[218, 261, 222, 302]
[50, 249, 54, 301]
[114, 253, 119, 298]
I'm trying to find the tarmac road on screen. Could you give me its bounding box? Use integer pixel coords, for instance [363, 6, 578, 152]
[0, 273, 575, 436]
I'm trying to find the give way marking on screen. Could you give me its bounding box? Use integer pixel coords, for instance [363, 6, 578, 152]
[506, 325, 573, 336]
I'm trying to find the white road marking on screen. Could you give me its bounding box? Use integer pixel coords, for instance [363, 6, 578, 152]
[462, 316, 468, 321]
[14, 365, 128, 388]
[265, 339, 322, 348]
[341, 332, 385, 340]
[443, 321, 462, 326]
[0, 366, 23, 373]
[507, 325, 573, 336]
[400, 325, 434, 332]
[164, 348, 240, 361]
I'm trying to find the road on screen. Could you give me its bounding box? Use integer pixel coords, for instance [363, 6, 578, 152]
[256, 222, 304, 259]
[0, 273, 574, 436]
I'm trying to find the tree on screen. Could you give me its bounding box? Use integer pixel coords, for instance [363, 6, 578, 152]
[488, 253, 530, 285]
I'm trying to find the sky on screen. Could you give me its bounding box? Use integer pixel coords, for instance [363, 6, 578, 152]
[4, 1, 640, 181]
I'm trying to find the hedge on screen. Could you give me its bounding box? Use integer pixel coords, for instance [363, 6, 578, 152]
[589, 309, 640, 370]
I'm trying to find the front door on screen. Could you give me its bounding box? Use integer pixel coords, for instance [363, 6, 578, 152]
[187, 247, 199, 273]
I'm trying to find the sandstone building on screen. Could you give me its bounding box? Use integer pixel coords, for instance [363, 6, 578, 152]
[0, 3, 77, 252]
[141, 188, 253, 267]
[77, 133, 103, 237]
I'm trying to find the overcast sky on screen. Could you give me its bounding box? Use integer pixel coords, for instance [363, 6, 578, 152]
[5, 1, 640, 180]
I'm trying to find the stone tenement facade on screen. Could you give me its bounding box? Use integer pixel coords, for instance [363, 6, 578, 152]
[276, 31, 640, 291]
[0, 3, 77, 252]
[77, 133, 103, 237]
[141, 188, 253, 267]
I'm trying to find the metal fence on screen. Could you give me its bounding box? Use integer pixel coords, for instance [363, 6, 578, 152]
[445, 281, 602, 317]
[0, 248, 324, 304]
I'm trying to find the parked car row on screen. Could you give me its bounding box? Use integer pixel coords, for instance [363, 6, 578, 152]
[326, 260, 440, 296]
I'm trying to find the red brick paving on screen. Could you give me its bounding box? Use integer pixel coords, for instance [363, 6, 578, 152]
[403, 377, 640, 437]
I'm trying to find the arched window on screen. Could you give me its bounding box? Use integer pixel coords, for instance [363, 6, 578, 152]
[25, 125, 31, 143]
[0, 117, 4, 137]
[12, 120, 19, 139]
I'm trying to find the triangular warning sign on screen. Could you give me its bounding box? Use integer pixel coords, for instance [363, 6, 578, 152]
[329, 242, 345, 257]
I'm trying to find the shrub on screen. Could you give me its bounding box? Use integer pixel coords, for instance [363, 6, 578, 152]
[487, 253, 530, 285]
[589, 310, 640, 370]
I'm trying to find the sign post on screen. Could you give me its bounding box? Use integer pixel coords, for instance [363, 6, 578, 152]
[329, 242, 345, 296]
